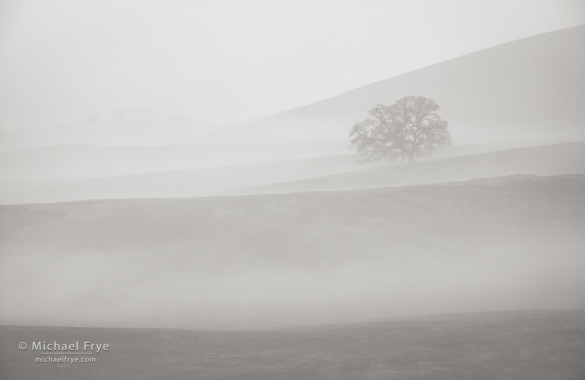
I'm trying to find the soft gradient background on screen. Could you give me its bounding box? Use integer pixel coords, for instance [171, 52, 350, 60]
[1, 0, 584, 133]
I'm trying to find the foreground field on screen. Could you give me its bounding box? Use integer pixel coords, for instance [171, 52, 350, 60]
[1, 310, 584, 380]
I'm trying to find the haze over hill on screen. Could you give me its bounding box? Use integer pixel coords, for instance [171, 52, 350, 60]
[235, 142, 585, 195]
[1, 142, 583, 205]
[10, 109, 215, 146]
[200, 25, 585, 145]
[1, 175, 584, 328]
[0, 140, 349, 180]
[0, 130, 24, 151]
[0, 154, 367, 204]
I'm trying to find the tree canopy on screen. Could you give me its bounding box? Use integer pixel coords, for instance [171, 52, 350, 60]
[349, 96, 451, 162]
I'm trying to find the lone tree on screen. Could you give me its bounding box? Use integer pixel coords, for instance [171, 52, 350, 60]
[349, 96, 451, 162]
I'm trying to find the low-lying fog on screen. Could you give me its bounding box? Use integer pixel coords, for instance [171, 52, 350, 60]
[1, 175, 584, 329]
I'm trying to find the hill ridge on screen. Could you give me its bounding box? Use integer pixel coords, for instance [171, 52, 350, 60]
[200, 25, 585, 144]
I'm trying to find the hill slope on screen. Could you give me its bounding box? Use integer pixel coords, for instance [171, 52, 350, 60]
[200, 25, 585, 144]
[235, 142, 585, 195]
[2, 142, 583, 204]
[0, 154, 366, 204]
[0, 140, 348, 180]
[1, 175, 584, 328]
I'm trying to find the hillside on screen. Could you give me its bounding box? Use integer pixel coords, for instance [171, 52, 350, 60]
[235, 142, 585, 195]
[1, 310, 584, 380]
[1, 175, 584, 328]
[2, 142, 583, 204]
[0, 154, 366, 204]
[0, 140, 348, 180]
[200, 25, 585, 145]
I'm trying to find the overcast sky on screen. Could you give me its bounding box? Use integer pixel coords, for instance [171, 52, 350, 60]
[0, 0, 584, 132]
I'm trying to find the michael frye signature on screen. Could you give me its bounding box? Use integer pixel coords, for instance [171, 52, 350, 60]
[19, 340, 109, 353]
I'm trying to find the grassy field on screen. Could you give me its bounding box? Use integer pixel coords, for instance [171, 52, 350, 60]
[1, 310, 584, 380]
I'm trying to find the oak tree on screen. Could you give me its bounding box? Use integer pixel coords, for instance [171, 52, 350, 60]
[349, 96, 451, 162]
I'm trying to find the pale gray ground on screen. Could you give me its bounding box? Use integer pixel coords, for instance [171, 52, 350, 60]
[1, 310, 584, 380]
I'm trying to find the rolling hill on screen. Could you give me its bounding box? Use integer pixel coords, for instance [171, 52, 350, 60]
[235, 142, 585, 195]
[0, 140, 348, 180]
[0, 154, 367, 204]
[1, 174, 584, 328]
[200, 25, 585, 145]
[2, 142, 583, 204]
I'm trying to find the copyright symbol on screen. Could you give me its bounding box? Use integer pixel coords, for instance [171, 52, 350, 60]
[18, 342, 27, 351]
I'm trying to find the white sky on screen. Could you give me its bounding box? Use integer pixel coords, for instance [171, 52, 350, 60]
[0, 0, 584, 131]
